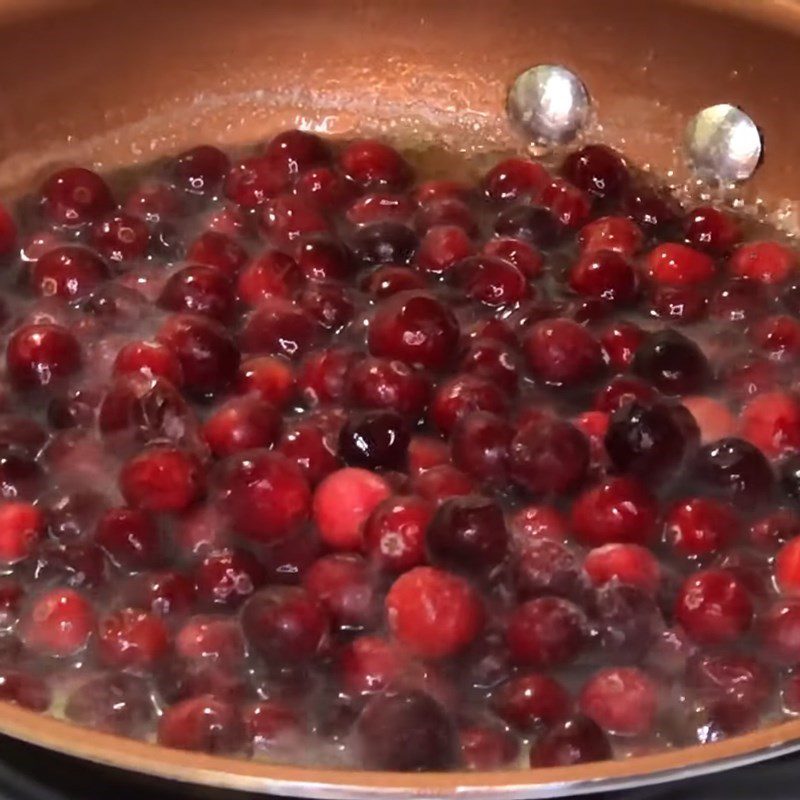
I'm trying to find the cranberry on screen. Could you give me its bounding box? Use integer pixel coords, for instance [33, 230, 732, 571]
[175, 615, 245, 668]
[312, 467, 391, 550]
[584, 544, 660, 595]
[483, 236, 543, 279]
[241, 585, 328, 661]
[295, 166, 355, 209]
[260, 529, 321, 587]
[39, 167, 114, 226]
[507, 597, 586, 668]
[340, 140, 412, 190]
[568, 249, 636, 304]
[458, 722, 519, 770]
[730, 241, 796, 285]
[761, 599, 800, 665]
[579, 667, 658, 737]
[368, 290, 460, 370]
[751, 314, 800, 360]
[622, 183, 682, 235]
[595, 583, 663, 662]
[157, 313, 240, 396]
[491, 673, 570, 733]
[279, 422, 340, 486]
[483, 157, 549, 202]
[298, 280, 354, 330]
[158, 265, 234, 323]
[363, 495, 432, 574]
[263, 130, 329, 175]
[690, 437, 774, 508]
[524, 317, 603, 387]
[709, 279, 767, 323]
[562, 144, 628, 201]
[0, 202, 17, 257]
[294, 236, 353, 282]
[21, 587, 95, 657]
[631, 329, 709, 396]
[237, 250, 303, 306]
[173, 145, 230, 194]
[186, 231, 247, 278]
[650, 284, 708, 324]
[124, 180, 184, 222]
[97, 606, 169, 669]
[509, 505, 568, 545]
[512, 538, 582, 601]
[646, 242, 715, 286]
[237, 355, 296, 409]
[158, 694, 245, 753]
[338, 409, 409, 471]
[338, 636, 402, 695]
[303, 553, 375, 629]
[529, 716, 612, 767]
[494, 204, 564, 247]
[346, 357, 431, 420]
[579, 216, 643, 257]
[239, 297, 317, 361]
[120, 445, 204, 514]
[244, 699, 303, 752]
[361, 265, 426, 297]
[740, 391, 800, 458]
[450, 255, 528, 307]
[95, 507, 160, 571]
[407, 435, 450, 475]
[0, 502, 44, 564]
[430, 373, 508, 435]
[386, 566, 482, 659]
[450, 411, 512, 484]
[725, 357, 781, 399]
[65, 673, 152, 735]
[31, 245, 109, 300]
[683, 395, 737, 444]
[0, 416, 46, 458]
[459, 338, 520, 395]
[417, 225, 474, 274]
[606, 400, 699, 478]
[685, 652, 774, 714]
[0, 452, 43, 501]
[347, 192, 412, 226]
[217, 450, 310, 544]
[350, 222, 419, 266]
[191, 547, 264, 609]
[509, 418, 589, 495]
[128, 570, 195, 617]
[113, 340, 183, 385]
[675, 568, 753, 645]
[749, 508, 800, 551]
[539, 177, 590, 228]
[224, 156, 289, 208]
[202, 396, 281, 458]
[91, 212, 150, 262]
[665, 497, 740, 558]
[7, 323, 81, 389]
[684, 205, 741, 255]
[595, 375, 659, 413]
[599, 322, 645, 371]
[357, 689, 456, 771]
[775, 536, 800, 596]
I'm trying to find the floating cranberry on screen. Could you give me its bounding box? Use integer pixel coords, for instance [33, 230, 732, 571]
[740, 391, 800, 458]
[749, 508, 800, 552]
[97, 607, 169, 669]
[540, 177, 591, 228]
[709, 279, 766, 323]
[239, 297, 317, 361]
[7, 323, 81, 389]
[202, 397, 281, 458]
[729, 241, 796, 285]
[761, 599, 800, 665]
[340, 139, 412, 190]
[361, 265, 426, 297]
[237, 355, 296, 409]
[124, 179, 184, 222]
[751, 314, 800, 360]
[186, 231, 247, 278]
[665, 497, 740, 558]
[417, 225, 474, 274]
[224, 156, 289, 208]
[337, 409, 409, 471]
[450, 411, 512, 484]
[595, 375, 658, 414]
[512, 538, 583, 601]
[303, 553, 375, 629]
[339, 636, 402, 695]
[173, 144, 230, 194]
[175, 615, 245, 668]
[507, 596, 586, 668]
[450, 255, 528, 307]
[622, 182, 682, 235]
[347, 192, 413, 226]
[350, 221, 419, 266]
[650, 284, 708, 324]
[483, 158, 549, 202]
[595, 583, 664, 662]
[31, 245, 109, 300]
[158, 265, 235, 323]
[65, 673, 152, 735]
[120, 445, 204, 514]
[21, 587, 95, 657]
[39, 167, 114, 226]
[237, 250, 303, 306]
[244, 699, 303, 753]
[494, 204, 564, 248]
[492, 673, 570, 733]
[579, 216, 643, 257]
[295, 236, 353, 283]
[524, 317, 603, 387]
[568, 249, 637, 304]
[599, 322, 645, 371]
[0, 502, 44, 565]
[127, 570, 195, 618]
[562, 144, 628, 201]
[264, 129, 329, 176]
[363, 495, 432, 574]
[646, 243, 715, 286]
[579, 667, 658, 737]
[92, 212, 150, 262]
[458, 722, 519, 770]
[632, 329, 709, 396]
[430, 373, 509, 436]
[584, 544, 660, 595]
[158, 694, 245, 753]
[279, 422, 340, 487]
[685, 652, 774, 714]
[347, 357, 431, 419]
[113, 340, 183, 385]
[0, 451, 43, 502]
[295, 166, 355, 210]
[684, 205, 741, 255]
[509, 505, 568, 545]
[529, 716, 612, 767]
[95, 507, 160, 571]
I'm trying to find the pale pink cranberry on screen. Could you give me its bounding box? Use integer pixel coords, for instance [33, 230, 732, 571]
[524, 317, 603, 386]
[665, 497, 740, 558]
[386, 566, 483, 659]
[483, 236, 543, 278]
[21, 588, 95, 656]
[506, 596, 586, 668]
[236, 250, 303, 306]
[740, 391, 800, 457]
[450, 255, 528, 307]
[509, 505, 568, 544]
[239, 297, 317, 360]
[540, 178, 591, 229]
[529, 716, 611, 767]
[303, 553, 376, 629]
[39, 167, 114, 226]
[750, 314, 800, 360]
[579, 216, 643, 256]
[684, 206, 741, 255]
[124, 179, 184, 222]
[646, 243, 715, 286]
[729, 241, 796, 284]
[579, 667, 658, 737]
[599, 321, 645, 371]
[683, 395, 737, 444]
[675, 569, 753, 645]
[340, 139, 412, 189]
[202, 396, 281, 457]
[217, 450, 311, 544]
[569, 249, 637, 304]
[346, 192, 412, 225]
[416, 225, 474, 273]
[91, 212, 149, 262]
[312, 467, 391, 550]
[95, 507, 160, 571]
[193, 548, 266, 608]
[224, 156, 289, 208]
[483, 157, 549, 202]
[174, 144, 230, 194]
[236, 355, 296, 409]
[571, 476, 658, 546]
[584, 544, 660, 595]
[97, 607, 169, 669]
[119, 445, 204, 513]
[158, 694, 245, 753]
[0, 502, 44, 564]
[459, 723, 519, 770]
[562, 144, 629, 201]
[31, 245, 109, 299]
[186, 230, 247, 279]
[6, 323, 81, 389]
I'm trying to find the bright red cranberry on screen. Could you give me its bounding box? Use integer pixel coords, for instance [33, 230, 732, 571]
[368, 290, 459, 369]
[357, 689, 456, 770]
[298, 347, 357, 406]
[524, 317, 603, 386]
[236, 250, 303, 306]
[193, 547, 266, 609]
[492, 673, 570, 732]
[494, 204, 564, 247]
[562, 144, 629, 200]
[684, 205, 741, 255]
[346, 357, 431, 419]
[39, 167, 114, 226]
[690, 437, 774, 508]
[430, 374, 509, 435]
[483, 236, 543, 278]
[632, 329, 709, 396]
[158, 694, 245, 753]
[21, 587, 95, 656]
[646, 243, 715, 286]
[599, 322, 645, 371]
[605, 400, 699, 478]
[312, 467, 391, 550]
[407, 435, 450, 475]
[540, 177, 590, 228]
[202, 396, 281, 458]
[579, 215, 643, 256]
[97, 606, 169, 669]
[95, 507, 160, 571]
[346, 192, 412, 226]
[729, 241, 796, 284]
[31, 245, 109, 300]
[386, 566, 482, 659]
[665, 497, 740, 558]
[237, 355, 296, 409]
[569, 249, 637, 304]
[483, 157, 549, 202]
[529, 716, 612, 767]
[509, 505, 568, 545]
[303, 553, 375, 629]
[675, 569, 753, 645]
[416, 225, 474, 274]
[458, 722, 519, 770]
[740, 391, 800, 458]
[279, 422, 340, 486]
[509, 418, 589, 495]
[450, 255, 528, 307]
[241, 585, 329, 660]
[751, 314, 800, 360]
[507, 596, 586, 668]
[119, 445, 204, 514]
[217, 450, 310, 544]
[650, 284, 708, 324]
[340, 140, 412, 189]
[113, 341, 181, 387]
[224, 156, 289, 208]
[0, 502, 44, 564]
[173, 144, 230, 194]
[451, 411, 512, 483]
[580, 667, 658, 737]
[761, 600, 800, 665]
[683, 396, 737, 444]
[338, 409, 409, 471]
[158, 265, 234, 323]
[685, 652, 774, 714]
[363, 495, 432, 574]
[239, 297, 317, 361]
[570, 476, 657, 547]
[584, 543, 660, 595]
[7, 323, 81, 389]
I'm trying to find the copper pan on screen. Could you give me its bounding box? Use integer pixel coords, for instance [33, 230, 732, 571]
[0, 0, 799, 796]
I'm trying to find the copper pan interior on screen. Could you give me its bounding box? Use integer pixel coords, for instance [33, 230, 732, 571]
[0, 0, 798, 797]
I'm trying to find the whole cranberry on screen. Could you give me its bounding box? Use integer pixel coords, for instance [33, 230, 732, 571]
[459, 338, 520, 395]
[483, 157, 549, 202]
[568, 249, 637, 304]
[295, 166, 355, 209]
[31, 539, 106, 589]
[158, 694, 245, 753]
[340, 139, 412, 189]
[514, 538, 584, 600]
[363, 495, 433, 574]
[237, 355, 296, 409]
[594, 583, 664, 662]
[91, 212, 150, 262]
[579, 667, 658, 737]
[113, 340, 183, 386]
[729, 241, 796, 285]
[761, 599, 800, 665]
[562, 144, 629, 201]
[224, 156, 289, 208]
[347, 192, 413, 226]
[740, 391, 800, 459]
[260, 529, 321, 586]
[509, 418, 589, 495]
[239, 297, 317, 361]
[0, 452, 43, 501]
[31, 245, 109, 300]
[97, 606, 169, 669]
[0, 502, 44, 565]
[483, 236, 543, 278]
[337, 409, 409, 471]
[492, 673, 571, 733]
[65, 673, 153, 736]
[21, 587, 95, 657]
[583, 543, 660, 596]
[95, 507, 160, 571]
[368, 290, 460, 370]
[236, 250, 303, 306]
[579, 216, 643, 257]
[186, 231, 247, 278]
[507, 597, 586, 668]
[175, 615, 246, 668]
[599, 322, 645, 371]
[303, 553, 376, 629]
[357, 690, 456, 771]
[39, 167, 114, 226]
[675, 569, 753, 645]
[665, 497, 740, 558]
[158, 265, 235, 322]
[684, 205, 741, 255]
[751, 314, 800, 361]
[450, 255, 528, 307]
[241, 585, 329, 661]
[595, 375, 658, 413]
[126, 570, 195, 618]
[347, 357, 431, 419]
[217, 450, 311, 544]
[540, 177, 591, 228]
[192, 547, 266, 609]
[7, 323, 81, 389]
[494, 204, 564, 247]
[458, 722, 519, 770]
[157, 313, 240, 396]
[509, 504, 568, 545]
[244, 699, 304, 753]
[650, 284, 708, 324]
[430, 373, 509, 435]
[295, 236, 353, 282]
[750, 508, 800, 551]
[120, 445, 204, 514]
[709, 279, 767, 323]
[173, 144, 230, 194]
[351, 222, 419, 265]
[298, 281, 354, 331]
[631, 329, 709, 396]
[339, 635, 403, 695]
[529, 716, 612, 767]
[417, 225, 474, 274]
[361, 265, 426, 297]
[524, 317, 603, 386]
[685, 652, 774, 713]
[202, 396, 281, 457]
[279, 422, 340, 486]
[124, 179, 184, 222]
[264, 129, 329, 175]
[451, 411, 512, 483]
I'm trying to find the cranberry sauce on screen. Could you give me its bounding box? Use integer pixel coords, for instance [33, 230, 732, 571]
[0, 130, 796, 771]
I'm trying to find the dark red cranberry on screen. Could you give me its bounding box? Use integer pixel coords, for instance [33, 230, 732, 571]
[507, 596, 586, 668]
[158, 694, 245, 753]
[39, 167, 114, 226]
[7, 323, 81, 389]
[492, 673, 570, 733]
[594, 584, 664, 662]
[264, 129, 330, 176]
[157, 313, 240, 396]
[126, 570, 195, 618]
[357, 690, 456, 771]
[751, 314, 800, 360]
[361, 265, 426, 297]
[631, 328, 709, 396]
[0, 669, 49, 711]
[65, 673, 153, 735]
[124, 180, 184, 222]
[31, 245, 109, 300]
[186, 231, 247, 279]
[684, 205, 741, 255]
[579, 666, 658, 737]
[112, 340, 182, 387]
[303, 553, 375, 629]
[412, 464, 476, 505]
[458, 722, 519, 770]
[298, 281, 354, 331]
[509, 418, 589, 495]
[0, 451, 43, 501]
[239, 297, 317, 360]
[368, 290, 460, 370]
[450, 255, 528, 307]
[730, 241, 796, 285]
[605, 400, 699, 479]
[540, 178, 591, 228]
[295, 166, 355, 209]
[298, 347, 356, 405]
[690, 437, 774, 508]
[430, 373, 509, 435]
[599, 322, 645, 371]
[569, 249, 637, 304]
[97, 606, 169, 669]
[417, 225, 474, 274]
[415, 198, 478, 236]
[224, 156, 289, 208]
[42, 489, 107, 541]
[529, 716, 612, 767]
[91, 212, 149, 262]
[339, 139, 412, 190]
[724, 356, 780, 399]
[483, 236, 543, 278]
[241, 585, 329, 661]
[750, 508, 800, 551]
[261, 194, 330, 244]
[347, 357, 431, 419]
[459, 337, 520, 395]
[414, 179, 470, 206]
[350, 222, 418, 266]
[217, 450, 311, 544]
[426, 495, 508, 575]
[175, 614, 246, 668]
[622, 183, 682, 236]
[193, 548, 266, 609]
[483, 157, 549, 202]
[120, 445, 204, 514]
[259, 529, 321, 587]
[174, 145, 230, 194]
[295, 236, 353, 282]
[31, 539, 105, 590]
[244, 699, 303, 752]
[685, 652, 774, 713]
[95, 507, 160, 571]
[493, 204, 564, 247]
[158, 265, 235, 322]
[338, 409, 409, 471]
[514, 538, 584, 600]
[451, 411, 512, 483]
[363, 495, 432, 574]
[236, 250, 303, 306]
[0, 202, 17, 257]
[562, 144, 629, 201]
[595, 375, 658, 413]
[0, 416, 46, 458]
[651, 284, 708, 324]
[761, 599, 800, 665]
[347, 192, 413, 226]
[524, 318, 603, 386]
